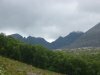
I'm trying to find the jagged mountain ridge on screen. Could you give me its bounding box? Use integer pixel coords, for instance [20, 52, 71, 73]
[10, 31, 84, 49]
[11, 34, 51, 48]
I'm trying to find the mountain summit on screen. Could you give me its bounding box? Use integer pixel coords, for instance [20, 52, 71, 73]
[68, 23, 100, 48]
[51, 31, 84, 49]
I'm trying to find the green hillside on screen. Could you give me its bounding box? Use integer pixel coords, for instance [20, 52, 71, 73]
[0, 33, 100, 75]
[0, 56, 63, 75]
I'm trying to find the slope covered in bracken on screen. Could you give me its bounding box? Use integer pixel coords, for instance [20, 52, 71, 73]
[0, 56, 63, 75]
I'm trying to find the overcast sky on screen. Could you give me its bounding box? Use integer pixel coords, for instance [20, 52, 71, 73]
[0, 0, 100, 42]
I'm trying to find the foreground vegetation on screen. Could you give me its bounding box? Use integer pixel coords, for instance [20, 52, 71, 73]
[0, 33, 100, 75]
[0, 56, 63, 75]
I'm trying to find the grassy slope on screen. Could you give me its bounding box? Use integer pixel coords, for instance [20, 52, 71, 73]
[0, 56, 63, 75]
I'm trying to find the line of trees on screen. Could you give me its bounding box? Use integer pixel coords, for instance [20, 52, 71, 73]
[0, 33, 100, 75]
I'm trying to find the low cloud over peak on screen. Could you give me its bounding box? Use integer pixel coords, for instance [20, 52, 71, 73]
[0, 0, 100, 42]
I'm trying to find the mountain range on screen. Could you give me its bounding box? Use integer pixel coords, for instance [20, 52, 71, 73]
[10, 23, 100, 49]
[10, 31, 84, 49]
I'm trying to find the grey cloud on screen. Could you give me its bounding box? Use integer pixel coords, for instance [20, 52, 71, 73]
[78, 0, 100, 13]
[0, 0, 100, 42]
